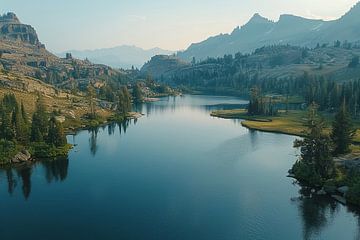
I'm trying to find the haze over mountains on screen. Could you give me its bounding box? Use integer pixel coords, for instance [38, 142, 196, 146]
[58, 46, 174, 69]
[177, 2, 360, 61]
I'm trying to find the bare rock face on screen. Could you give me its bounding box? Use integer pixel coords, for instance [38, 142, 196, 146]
[0, 12, 40, 45]
[11, 150, 32, 164]
[0, 13, 20, 25]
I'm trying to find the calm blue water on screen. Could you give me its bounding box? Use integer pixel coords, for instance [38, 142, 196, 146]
[0, 95, 359, 240]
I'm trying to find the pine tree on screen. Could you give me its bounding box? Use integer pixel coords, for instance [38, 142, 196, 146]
[118, 86, 132, 116]
[331, 101, 355, 155]
[47, 116, 67, 147]
[87, 84, 97, 119]
[21, 101, 29, 125]
[11, 101, 23, 142]
[0, 107, 14, 141]
[133, 83, 143, 103]
[31, 97, 48, 142]
[293, 103, 335, 184]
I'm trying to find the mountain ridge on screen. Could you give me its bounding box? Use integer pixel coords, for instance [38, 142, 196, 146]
[177, 2, 360, 61]
[58, 45, 175, 69]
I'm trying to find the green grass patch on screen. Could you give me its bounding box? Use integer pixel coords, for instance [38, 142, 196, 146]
[212, 109, 360, 144]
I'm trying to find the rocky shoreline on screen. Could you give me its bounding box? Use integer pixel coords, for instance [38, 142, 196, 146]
[288, 171, 351, 206]
[10, 149, 33, 164]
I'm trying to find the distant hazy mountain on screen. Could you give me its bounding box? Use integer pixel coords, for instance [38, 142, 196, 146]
[58, 45, 175, 69]
[177, 2, 360, 61]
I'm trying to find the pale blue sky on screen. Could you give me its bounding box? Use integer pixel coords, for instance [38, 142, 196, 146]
[2, 0, 359, 52]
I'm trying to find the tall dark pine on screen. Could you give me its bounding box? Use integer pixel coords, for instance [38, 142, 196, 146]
[47, 116, 67, 147]
[331, 101, 354, 155]
[118, 86, 132, 117]
[248, 86, 262, 115]
[293, 103, 335, 183]
[0, 106, 14, 141]
[87, 84, 97, 119]
[133, 83, 143, 103]
[31, 97, 48, 142]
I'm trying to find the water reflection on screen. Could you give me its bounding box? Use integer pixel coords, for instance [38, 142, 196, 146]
[87, 120, 132, 157]
[17, 166, 32, 200]
[0, 157, 69, 199]
[0, 95, 359, 239]
[293, 187, 360, 240]
[6, 168, 16, 195]
[42, 157, 69, 183]
[89, 128, 99, 156]
[133, 95, 250, 116]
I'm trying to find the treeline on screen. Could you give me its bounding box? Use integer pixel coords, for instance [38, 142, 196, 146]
[245, 74, 360, 117]
[168, 44, 360, 115]
[0, 93, 68, 164]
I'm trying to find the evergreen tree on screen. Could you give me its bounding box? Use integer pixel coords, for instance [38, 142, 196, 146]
[331, 101, 355, 155]
[11, 101, 25, 142]
[21, 101, 29, 125]
[118, 86, 132, 116]
[31, 97, 48, 142]
[0, 106, 14, 141]
[87, 84, 96, 119]
[47, 116, 67, 147]
[133, 83, 143, 103]
[292, 103, 335, 184]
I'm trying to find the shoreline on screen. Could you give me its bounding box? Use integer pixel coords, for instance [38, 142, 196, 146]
[2, 111, 145, 168]
[212, 108, 360, 208]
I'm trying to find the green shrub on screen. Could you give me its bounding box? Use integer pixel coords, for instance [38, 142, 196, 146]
[0, 140, 19, 164]
[292, 160, 322, 186]
[30, 142, 72, 159]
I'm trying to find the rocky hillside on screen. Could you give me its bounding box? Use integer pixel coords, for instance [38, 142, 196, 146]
[0, 12, 40, 46]
[141, 55, 190, 79]
[177, 2, 360, 61]
[0, 12, 124, 92]
[142, 45, 360, 86]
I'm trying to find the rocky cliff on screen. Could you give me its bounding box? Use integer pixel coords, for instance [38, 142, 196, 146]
[0, 13, 40, 45]
[141, 55, 190, 79]
[0, 12, 122, 92]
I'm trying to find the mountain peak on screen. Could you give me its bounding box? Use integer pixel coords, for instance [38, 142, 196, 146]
[0, 12, 20, 24]
[248, 13, 270, 24]
[0, 12, 40, 45]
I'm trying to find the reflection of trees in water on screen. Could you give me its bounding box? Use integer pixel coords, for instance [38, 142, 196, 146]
[6, 168, 17, 195]
[42, 157, 69, 183]
[107, 122, 117, 136]
[344, 205, 360, 240]
[295, 188, 339, 240]
[90, 120, 133, 156]
[0, 157, 69, 199]
[133, 103, 143, 113]
[89, 127, 99, 156]
[16, 166, 32, 200]
[120, 120, 129, 134]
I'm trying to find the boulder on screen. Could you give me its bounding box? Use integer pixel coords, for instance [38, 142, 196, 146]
[337, 186, 349, 195]
[11, 150, 32, 164]
[55, 115, 66, 123]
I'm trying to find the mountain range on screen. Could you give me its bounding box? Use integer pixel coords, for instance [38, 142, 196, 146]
[177, 2, 360, 61]
[58, 46, 174, 69]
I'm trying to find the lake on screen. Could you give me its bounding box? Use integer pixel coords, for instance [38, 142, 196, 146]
[0, 95, 359, 240]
